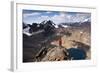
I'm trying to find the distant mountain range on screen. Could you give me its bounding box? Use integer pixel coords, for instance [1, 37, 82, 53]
[23, 20, 91, 36]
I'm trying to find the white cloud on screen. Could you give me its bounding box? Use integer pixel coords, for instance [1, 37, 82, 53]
[51, 13, 74, 24]
[72, 13, 91, 22]
[23, 11, 91, 24]
[23, 12, 41, 18]
[45, 11, 53, 14]
[33, 16, 51, 23]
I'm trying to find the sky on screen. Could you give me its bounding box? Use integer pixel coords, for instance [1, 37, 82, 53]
[23, 10, 91, 25]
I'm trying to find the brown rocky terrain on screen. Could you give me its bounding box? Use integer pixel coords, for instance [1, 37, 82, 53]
[23, 21, 91, 62]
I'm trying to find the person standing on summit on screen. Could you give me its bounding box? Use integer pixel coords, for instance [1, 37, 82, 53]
[58, 27, 63, 47]
[59, 37, 62, 47]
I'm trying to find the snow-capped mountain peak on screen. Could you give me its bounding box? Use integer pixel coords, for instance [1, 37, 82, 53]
[83, 18, 91, 22]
